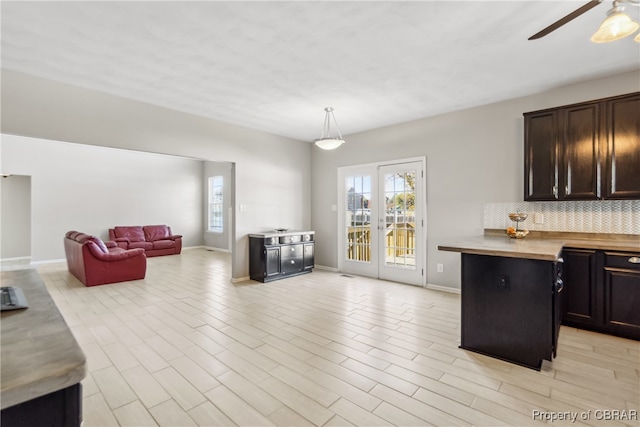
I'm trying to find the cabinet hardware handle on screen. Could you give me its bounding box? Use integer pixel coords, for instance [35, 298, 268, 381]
[290, 260, 295, 264]
[629, 257, 640, 264]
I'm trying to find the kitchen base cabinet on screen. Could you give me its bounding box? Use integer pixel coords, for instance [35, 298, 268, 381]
[249, 231, 315, 283]
[562, 249, 640, 340]
[562, 249, 599, 328]
[603, 251, 640, 339]
[460, 254, 562, 370]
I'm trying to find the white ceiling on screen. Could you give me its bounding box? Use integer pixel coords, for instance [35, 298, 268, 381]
[2, 1, 639, 142]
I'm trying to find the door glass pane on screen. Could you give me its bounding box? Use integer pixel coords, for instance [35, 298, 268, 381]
[383, 171, 416, 269]
[346, 174, 371, 262]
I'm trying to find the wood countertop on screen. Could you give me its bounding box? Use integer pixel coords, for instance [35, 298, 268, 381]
[438, 231, 640, 261]
[1, 269, 86, 410]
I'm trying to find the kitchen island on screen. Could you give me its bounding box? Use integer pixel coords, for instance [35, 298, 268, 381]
[1, 268, 86, 426]
[439, 232, 639, 369]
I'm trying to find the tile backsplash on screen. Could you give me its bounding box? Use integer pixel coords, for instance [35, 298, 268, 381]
[484, 200, 640, 235]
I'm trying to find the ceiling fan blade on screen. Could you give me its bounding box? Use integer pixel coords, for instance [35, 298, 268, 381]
[528, 0, 604, 40]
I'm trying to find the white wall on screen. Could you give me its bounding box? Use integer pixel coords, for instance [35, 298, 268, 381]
[0, 70, 311, 278]
[0, 135, 204, 261]
[0, 174, 31, 259]
[311, 70, 640, 290]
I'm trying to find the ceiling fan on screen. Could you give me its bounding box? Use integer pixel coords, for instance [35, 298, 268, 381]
[529, 0, 640, 42]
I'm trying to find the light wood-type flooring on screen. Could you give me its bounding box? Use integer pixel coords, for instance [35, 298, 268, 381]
[37, 249, 639, 426]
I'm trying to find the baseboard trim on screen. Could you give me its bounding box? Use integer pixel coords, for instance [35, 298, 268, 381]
[0, 256, 33, 271]
[230, 276, 251, 283]
[203, 246, 231, 253]
[31, 258, 66, 265]
[314, 265, 338, 272]
[425, 283, 461, 294]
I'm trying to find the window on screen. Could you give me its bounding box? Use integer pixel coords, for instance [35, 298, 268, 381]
[208, 176, 223, 232]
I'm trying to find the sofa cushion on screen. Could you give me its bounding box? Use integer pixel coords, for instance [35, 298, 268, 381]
[129, 241, 153, 251]
[114, 226, 145, 242]
[86, 236, 109, 253]
[143, 225, 171, 242]
[152, 240, 175, 250]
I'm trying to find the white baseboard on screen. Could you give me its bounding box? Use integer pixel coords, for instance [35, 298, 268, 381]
[230, 276, 251, 283]
[0, 256, 32, 271]
[203, 246, 231, 253]
[32, 258, 66, 265]
[425, 283, 461, 294]
[314, 265, 338, 272]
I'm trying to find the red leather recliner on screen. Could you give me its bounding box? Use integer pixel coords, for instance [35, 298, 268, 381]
[64, 231, 147, 287]
[108, 225, 182, 257]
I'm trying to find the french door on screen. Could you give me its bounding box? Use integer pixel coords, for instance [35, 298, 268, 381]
[338, 159, 425, 286]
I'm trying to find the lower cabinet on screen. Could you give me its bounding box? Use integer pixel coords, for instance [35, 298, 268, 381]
[249, 232, 315, 282]
[562, 249, 599, 327]
[563, 248, 640, 340]
[603, 251, 640, 338]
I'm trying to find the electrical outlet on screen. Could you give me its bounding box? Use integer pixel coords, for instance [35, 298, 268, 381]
[437, 263, 444, 273]
[534, 213, 544, 224]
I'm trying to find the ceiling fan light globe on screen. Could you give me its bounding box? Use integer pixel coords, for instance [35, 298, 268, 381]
[590, 12, 640, 42]
[635, 32, 640, 42]
[314, 138, 345, 150]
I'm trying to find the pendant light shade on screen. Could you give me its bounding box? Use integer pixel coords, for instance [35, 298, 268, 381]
[314, 107, 345, 150]
[590, 1, 640, 43]
[591, 11, 640, 42]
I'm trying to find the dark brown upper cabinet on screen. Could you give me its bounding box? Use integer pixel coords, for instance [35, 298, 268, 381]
[524, 92, 639, 201]
[603, 93, 640, 199]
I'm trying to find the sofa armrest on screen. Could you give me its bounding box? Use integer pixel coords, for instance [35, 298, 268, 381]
[88, 244, 145, 261]
[168, 235, 183, 241]
[105, 241, 118, 248]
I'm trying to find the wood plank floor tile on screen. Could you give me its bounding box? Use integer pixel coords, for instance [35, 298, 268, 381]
[35, 249, 639, 427]
[147, 399, 198, 427]
[152, 367, 207, 411]
[187, 401, 235, 427]
[92, 366, 138, 410]
[112, 400, 158, 427]
[204, 385, 276, 426]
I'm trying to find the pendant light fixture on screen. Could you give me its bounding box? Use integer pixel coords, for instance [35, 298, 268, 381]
[314, 107, 345, 150]
[591, 0, 640, 43]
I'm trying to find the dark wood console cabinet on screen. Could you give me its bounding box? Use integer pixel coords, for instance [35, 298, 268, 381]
[562, 248, 640, 340]
[525, 92, 640, 201]
[249, 231, 314, 282]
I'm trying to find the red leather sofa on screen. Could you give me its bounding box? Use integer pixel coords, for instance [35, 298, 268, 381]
[64, 231, 147, 287]
[108, 225, 182, 257]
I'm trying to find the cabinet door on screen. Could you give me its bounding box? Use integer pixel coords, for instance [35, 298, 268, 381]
[265, 247, 281, 278]
[525, 111, 559, 200]
[303, 243, 314, 270]
[603, 93, 640, 199]
[603, 252, 640, 339]
[562, 104, 600, 200]
[562, 249, 599, 327]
